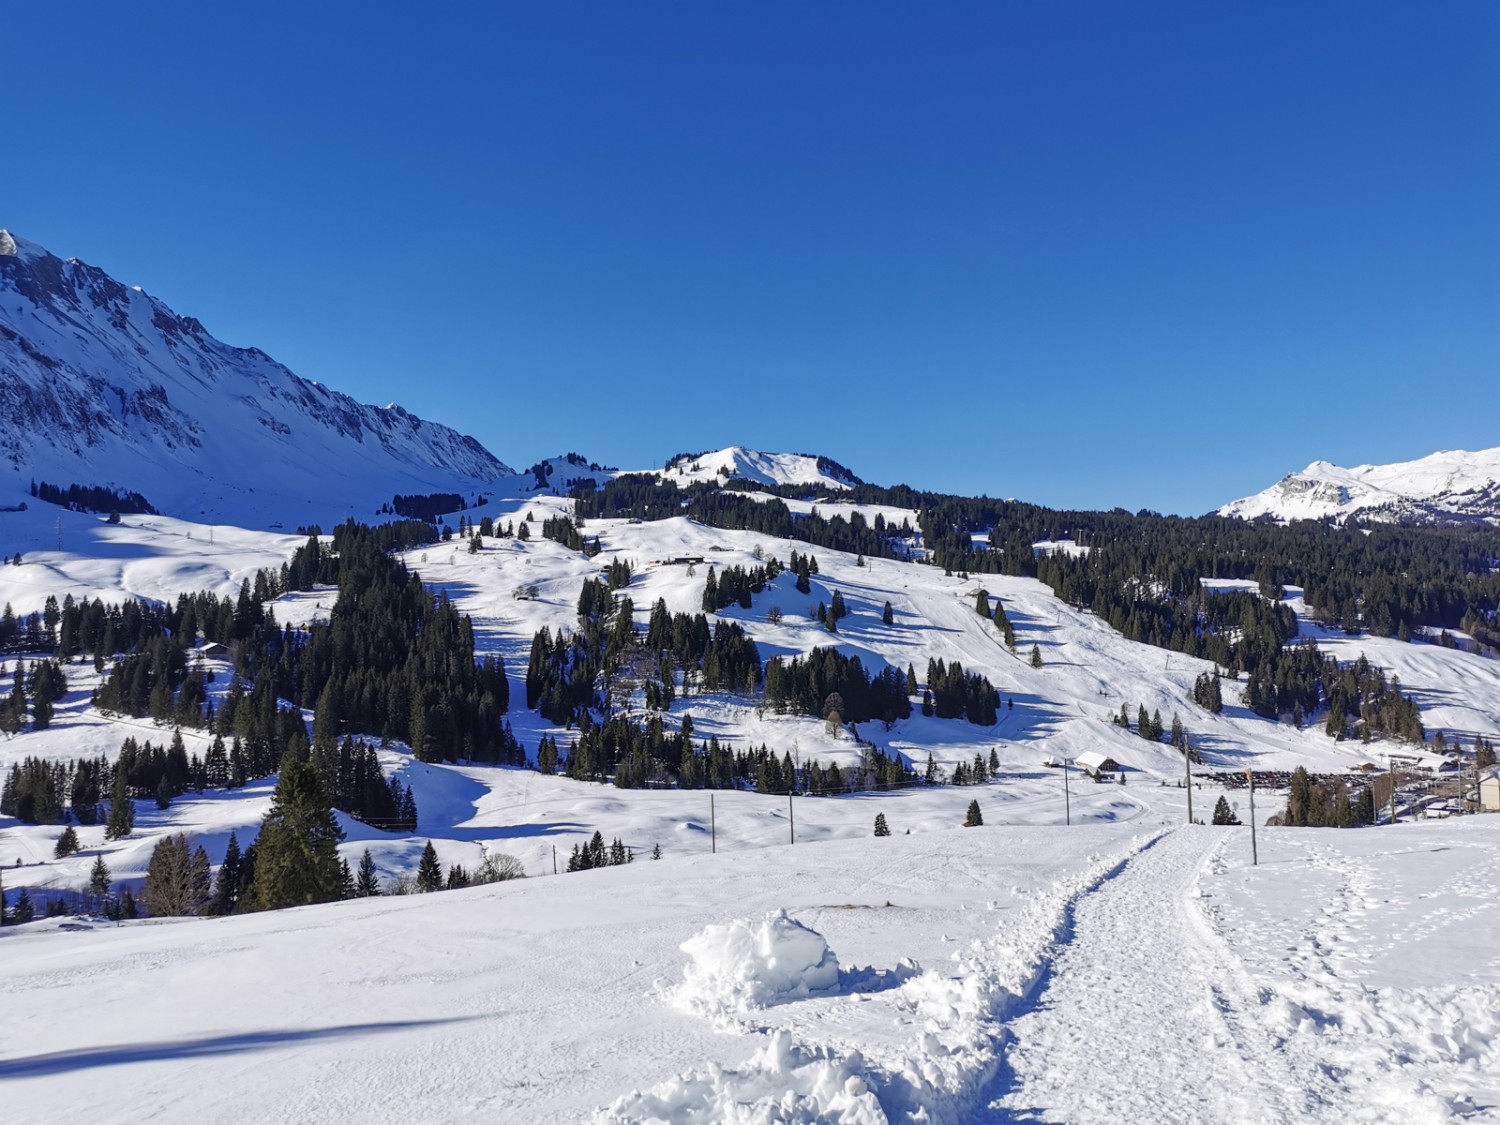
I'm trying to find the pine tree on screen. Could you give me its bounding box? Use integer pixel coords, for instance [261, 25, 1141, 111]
[142, 834, 211, 916]
[355, 848, 380, 896]
[883, 601, 894, 626]
[873, 812, 891, 837]
[650, 842, 662, 860]
[963, 799, 983, 827]
[89, 854, 112, 897]
[1030, 645, 1043, 669]
[1211, 796, 1239, 825]
[247, 750, 346, 911]
[105, 766, 134, 840]
[14, 888, 33, 925]
[54, 825, 80, 858]
[213, 833, 243, 915]
[416, 841, 443, 892]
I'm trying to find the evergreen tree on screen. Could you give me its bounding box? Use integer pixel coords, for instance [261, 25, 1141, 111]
[883, 601, 894, 626]
[104, 766, 134, 840]
[355, 848, 380, 896]
[54, 825, 80, 858]
[416, 841, 443, 892]
[213, 833, 243, 915]
[963, 799, 983, 827]
[1211, 796, 1239, 825]
[142, 834, 212, 916]
[247, 750, 345, 911]
[650, 842, 662, 860]
[14, 888, 34, 925]
[873, 812, 891, 837]
[89, 854, 112, 897]
[1029, 645, 1043, 669]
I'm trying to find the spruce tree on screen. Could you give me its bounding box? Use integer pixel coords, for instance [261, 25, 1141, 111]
[247, 749, 345, 911]
[416, 841, 443, 892]
[105, 767, 134, 840]
[1030, 645, 1043, 669]
[89, 854, 112, 897]
[1211, 796, 1239, 825]
[873, 813, 891, 837]
[963, 799, 983, 827]
[54, 825, 80, 858]
[355, 848, 380, 896]
[213, 833, 243, 915]
[883, 601, 894, 626]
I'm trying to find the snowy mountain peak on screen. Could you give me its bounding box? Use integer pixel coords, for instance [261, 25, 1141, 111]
[1220, 446, 1500, 525]
[0, 230, 17, 256]
[0, 231, 514, 526]
[657, 447, 862, 491]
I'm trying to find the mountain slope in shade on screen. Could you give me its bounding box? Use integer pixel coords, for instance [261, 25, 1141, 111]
[0, 230, 512, 525]
[656, 447, 862, 491]
[1219, 447, 1500, 525]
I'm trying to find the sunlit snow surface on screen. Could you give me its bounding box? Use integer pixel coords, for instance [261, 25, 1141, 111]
[4, 491, 1500, 1121]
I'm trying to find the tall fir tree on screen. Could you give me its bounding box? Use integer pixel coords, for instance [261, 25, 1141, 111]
[247, 749, 345, 911]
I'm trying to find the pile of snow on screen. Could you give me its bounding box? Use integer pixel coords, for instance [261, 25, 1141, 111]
[671, 909, 841, 1016]
[598, 1029, 885, 1125]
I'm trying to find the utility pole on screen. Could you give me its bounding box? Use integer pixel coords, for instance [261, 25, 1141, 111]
[1245, 769, 1258, 866]
[1063, 757, 1071, 826]
[788, 790, 795, 844]
[1185, 741, 1194, 825]
[552, 845, 557, 875]
[710, 793, 716, 854]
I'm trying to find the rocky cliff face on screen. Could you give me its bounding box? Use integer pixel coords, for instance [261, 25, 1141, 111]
[0, 230, 511, 524]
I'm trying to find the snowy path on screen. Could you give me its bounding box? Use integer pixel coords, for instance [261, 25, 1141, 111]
[988, 827, 1330, 1124]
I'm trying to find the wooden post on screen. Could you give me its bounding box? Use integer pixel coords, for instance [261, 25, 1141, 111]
[1063, 757, 1071, 826]
[788, 790, 795, 844]
[711, 793, 716, 854]
[1245, 769, 1257, 866]
[1389, 759, 1398, 824]
[1185, 742, 1194, 825]
[552, 845, 557, 875]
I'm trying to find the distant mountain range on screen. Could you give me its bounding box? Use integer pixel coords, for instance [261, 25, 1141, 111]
[0, 230, 873, 528]
[0, 229, 513, 525]
[1220, 447, 1500, 525]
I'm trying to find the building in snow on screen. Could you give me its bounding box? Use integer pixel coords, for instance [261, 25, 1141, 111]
[1074, 751, 1119, 779]
[1481, 769, 1500, 812]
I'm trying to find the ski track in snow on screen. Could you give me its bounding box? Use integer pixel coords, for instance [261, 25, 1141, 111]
[599, 831, 1166, 1124]
[989, 828, 1325, 1123]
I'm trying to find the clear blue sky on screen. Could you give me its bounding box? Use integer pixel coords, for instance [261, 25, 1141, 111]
[7, 2, 1497, 514]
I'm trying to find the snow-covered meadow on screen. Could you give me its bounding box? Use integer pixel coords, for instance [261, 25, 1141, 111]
[4, 469, 1500, 1121]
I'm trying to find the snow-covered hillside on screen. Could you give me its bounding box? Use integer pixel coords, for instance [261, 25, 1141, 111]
[5, 460, 1500, 1120]
[656, 447, 862, 491]
[1220, 446, 1500, 524]
[0, 230, 512, 526]
[4, 815, 1498, 1123]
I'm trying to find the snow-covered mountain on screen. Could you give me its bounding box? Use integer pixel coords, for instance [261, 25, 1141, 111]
[0, 229, 512, 525]
[655, 446, 862, 491]
[1219, 447, 1500, 525]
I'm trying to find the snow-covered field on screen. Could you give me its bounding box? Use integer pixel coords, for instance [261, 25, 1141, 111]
[5, 813, 1497, 1123]
[5, 479, 1500, 1121]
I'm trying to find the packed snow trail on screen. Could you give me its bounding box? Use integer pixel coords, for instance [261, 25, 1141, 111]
[988, 827, 1329, 1124]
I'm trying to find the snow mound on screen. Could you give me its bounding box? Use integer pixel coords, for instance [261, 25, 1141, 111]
[598, 1029, 885, 1124]
[671, 909, 841, 1015]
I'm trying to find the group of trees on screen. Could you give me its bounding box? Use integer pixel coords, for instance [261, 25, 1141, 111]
[30, 479, 157, 516]
[763, 648, 913, 727]
[1278, 766, 1376, 828]
[920, 657, 1000, 725]
[0, 657, 66, 734]
[703, 559, 783, 613]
